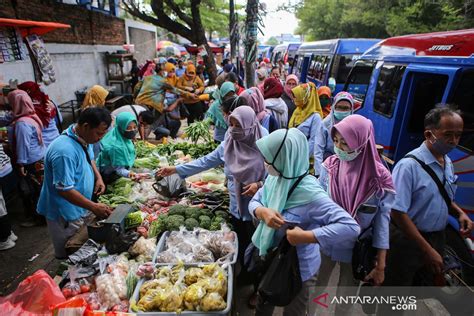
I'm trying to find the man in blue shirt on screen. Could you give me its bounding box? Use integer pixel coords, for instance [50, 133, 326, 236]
[37, 108, 113, 258]
[382, 106, 472, 289]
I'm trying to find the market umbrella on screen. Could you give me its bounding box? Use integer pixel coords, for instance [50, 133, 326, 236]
[157, 40, 175, 50]
[158, 45, 181, 57]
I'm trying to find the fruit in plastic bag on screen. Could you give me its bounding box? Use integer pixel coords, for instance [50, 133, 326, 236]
[183, 283, 206, 310]
[184, 267, 204, 286]
[200, 292, 226, 312]
[157, 283, 185, 312]
[137, 288, 162, 311]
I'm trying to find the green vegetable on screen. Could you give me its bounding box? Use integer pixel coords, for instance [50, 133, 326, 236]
[168, 205, 188, 217]
[210, 221, 222, 231]
[199, 215, 211, 229]
[200, 209, 213, 218]
[184, 218, 200, 230]
[166, 215, 185, 231]
[185, 208, 201, 220]
[214, 210, 230, 220]
[125, 211, 143, 229]
[133, 156, 160, 169]
[184, 119, 213, 144]
[148, 215, 167, 238]
[98, 178, 135, 206]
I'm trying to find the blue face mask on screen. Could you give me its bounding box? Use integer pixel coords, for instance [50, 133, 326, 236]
[333, 110, 351, 121]
[334, 145, 361, 162]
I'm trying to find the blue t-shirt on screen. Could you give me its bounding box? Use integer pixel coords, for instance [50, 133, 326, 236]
[37, 126, 95, 221]
[8, 121, 45, 165]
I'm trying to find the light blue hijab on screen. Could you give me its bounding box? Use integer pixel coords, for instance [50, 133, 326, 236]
[252, 128, 327, 255]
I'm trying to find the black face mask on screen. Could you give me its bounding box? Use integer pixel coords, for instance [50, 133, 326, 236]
[266, 129, 308, 180]
[123, 130, 137, 139]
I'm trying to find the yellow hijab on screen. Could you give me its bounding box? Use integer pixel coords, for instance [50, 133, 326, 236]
[289, 82, 322, 127]
[164, 62, 178, 87]
[82, 85, 109, 109]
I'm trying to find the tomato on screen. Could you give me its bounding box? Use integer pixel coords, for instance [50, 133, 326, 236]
[62, 288, 72, 298]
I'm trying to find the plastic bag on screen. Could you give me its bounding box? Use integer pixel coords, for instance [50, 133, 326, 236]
[62, 266, 81, 299]
[128, 236, 156, 260]
[51, 296, 88, 316]
[105, 224, 140, 255]
[68, 239, 101, 266]
[0, 270, 65, 316]
[152, 174, 187, 198]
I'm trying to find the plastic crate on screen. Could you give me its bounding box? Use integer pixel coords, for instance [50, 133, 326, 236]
[130, 263, 233, 315]
[152, 231, 238, 265]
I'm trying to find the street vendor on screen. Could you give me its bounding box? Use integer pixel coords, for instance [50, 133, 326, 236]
[81, 85, 109, 109]
[97, 112, 147, 182]
[37, 107, 113, 259]
[157, 103, 268, 307]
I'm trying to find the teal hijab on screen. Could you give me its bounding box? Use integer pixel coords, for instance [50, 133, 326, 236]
[205, 82, 236, 129]
[98, 112, 137, 168]
[252, 128, 327, 255]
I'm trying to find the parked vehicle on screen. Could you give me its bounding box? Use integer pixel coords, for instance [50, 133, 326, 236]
[270, 42, 301, 68]
[344, 29, 474, 308]
[292, 38, 379, 94]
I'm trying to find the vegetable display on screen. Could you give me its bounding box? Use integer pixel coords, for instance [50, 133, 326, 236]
[98, 177, 134, 207]
[132, 263, 228, 313]
[184, 119, 213, 144]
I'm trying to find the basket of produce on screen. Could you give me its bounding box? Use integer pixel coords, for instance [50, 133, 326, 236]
[130, 263, 233, 315]
[153, 227, 238, 265]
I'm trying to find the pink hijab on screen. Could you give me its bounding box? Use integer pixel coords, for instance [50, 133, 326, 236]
[240, 87, 268, 122]
[8, 90, 43, 144]
[284, 74, 299, 99]
[323, 115, 394, 217]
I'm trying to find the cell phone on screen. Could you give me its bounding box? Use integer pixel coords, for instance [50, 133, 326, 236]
[282, 219, 300, 229]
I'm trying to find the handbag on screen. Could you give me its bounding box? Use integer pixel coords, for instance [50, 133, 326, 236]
[256, 173, 307, 306]
[258, 237, 302, 306]
[352, 220, 377, 281]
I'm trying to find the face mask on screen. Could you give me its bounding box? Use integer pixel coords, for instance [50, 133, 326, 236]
[429, 133, 456, 155]
[123, 130, 138, 139]
[162, 71, 168, 77]
[320, 98, 330, 107]
[229, 126, 246, 141]
[333, 110, 351, 121]
[264, 162, 280, 177]
[334, 145, 361, 162]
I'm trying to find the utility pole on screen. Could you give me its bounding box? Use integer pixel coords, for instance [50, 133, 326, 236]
[244, 0, 259, 88]
[229, 0, 237, 61]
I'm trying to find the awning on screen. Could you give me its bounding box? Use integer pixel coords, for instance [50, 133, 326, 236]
[185, 42, 225, 55]
[0, 18, 71, 37]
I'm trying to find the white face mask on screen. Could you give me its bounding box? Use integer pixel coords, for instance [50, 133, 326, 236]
[264, 162, 280, 177]
[162, 71, 168, 77]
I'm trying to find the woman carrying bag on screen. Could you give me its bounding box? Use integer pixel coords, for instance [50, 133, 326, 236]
[316, 115, 395, 315]
[249, 128, 360, 316]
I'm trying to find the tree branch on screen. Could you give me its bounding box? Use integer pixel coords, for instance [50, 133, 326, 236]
[164, 0, 194, 27]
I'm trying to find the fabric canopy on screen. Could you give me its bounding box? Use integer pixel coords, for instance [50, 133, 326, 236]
[185, 42, 225, 55]
[0, 18, 71, 37]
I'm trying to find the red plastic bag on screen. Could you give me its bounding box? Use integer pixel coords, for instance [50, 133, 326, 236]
[51, 296, 88, 316]
[0, 269, 66, 316]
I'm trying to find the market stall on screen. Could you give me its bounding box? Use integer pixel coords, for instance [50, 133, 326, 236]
[2, 119, 239, 315]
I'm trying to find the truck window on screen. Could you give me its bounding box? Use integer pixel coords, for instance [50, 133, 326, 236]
[343, 60, 375, 109]
[373, 65, 406, 117]
[308, 55, 330, 81]
[451, 71, 474, 153]
[334, 54, 358, 84]
[407, 74, 448, 133]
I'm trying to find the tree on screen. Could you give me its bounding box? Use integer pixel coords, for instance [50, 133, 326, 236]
[265, 36, 280, 45]
[291, 0, 473, 40]
[122, 0, 230, 84]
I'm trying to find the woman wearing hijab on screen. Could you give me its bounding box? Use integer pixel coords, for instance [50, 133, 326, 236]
[7, 90, 46, 227]
[263, 77, 288, 129]
[288, 82, 325, 176]
[240, 87, 279, 133]
[157, 105, 268, 263]
[316, 115, 395, 315]
[281, 74, 298, 123]
[82, 85, 109, 109]
[318, 85, 332, 118]
[205, 81, 236, 143]
[177, 63, 205, 124]
[322, 91, 355, 160]
[249, 128, 359, 315]
[18, 81, 60, 148]
[164, 62, 179, 87]
[97, 112, 144, 183]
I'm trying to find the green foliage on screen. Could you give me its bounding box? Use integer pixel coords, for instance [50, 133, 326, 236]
[293, 0, 472, 40]
[265, 36, 280, 45]
[184, 119, 213, 144]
